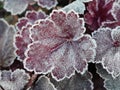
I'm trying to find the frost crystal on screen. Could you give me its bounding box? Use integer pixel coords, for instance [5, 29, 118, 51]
[92, 26, 120, 78]
[24, 10, 96, 81]
[84, 0, 115, 31]
[0, 19, 16, 67]
[15, 11, 47, 61]
[0, 69, 30, 90]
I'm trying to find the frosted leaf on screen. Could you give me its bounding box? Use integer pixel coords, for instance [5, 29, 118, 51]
[62, 0, 85, 14]
[84, 0, 115, 31]
[3, 0, 34, 15]
[35, 0, 58, 9]
[15, 11, 47, 61]
[111, 1, 120, 21]
[16, 10, 47, 31]
[92, 26, 120, 78]
[0, 69, 30, 90]
[0, 19, 16, 67]
[30, 76, 56, 90]
[96, 64, 120, 90]
[25, 10, 96, 81]
[50, 72, 93, 90]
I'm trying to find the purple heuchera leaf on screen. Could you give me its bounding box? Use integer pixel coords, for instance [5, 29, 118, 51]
[84, 0, 115, 31]
[92, 26, 120, 78]
[15, 11, 47, 61]
[0, 69, 30, 90]
[35, 0, 58, 9]
[24, 10, 96, 81]
[0, 19, 16, 67]
[3, 0, 34, 15]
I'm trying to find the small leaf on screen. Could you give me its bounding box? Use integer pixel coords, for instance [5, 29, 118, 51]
[0, 69, 30, 90]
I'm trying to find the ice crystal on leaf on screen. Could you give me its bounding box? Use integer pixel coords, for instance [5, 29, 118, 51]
[96, 64, 120, 90]
[84, 0, 115, 31]
[30, 76, 56, 90]
[3, 0, 34, 15]
[15, 11, 47, 61]
[50, 72, 93, 90]
[92, 26, 120, 78]
[0, 19, 16, 67]
[0, 69, 30, 90]
[24, 10, 96, 81]
[35, 0, 58, 10]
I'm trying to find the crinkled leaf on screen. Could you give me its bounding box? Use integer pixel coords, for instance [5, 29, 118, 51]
[3, 0, 34, 15]
[50, 72, 93, 90]
[0, 19, 16, 67]
[0, 69, 30, 90]
[84, 0, 115, 31]
[30, 76, 56, 90]
[24, 10, 96, 81]
[96, 64, 120, 90]
[92, 26, 120, 78]
[35, 0, 58, 9]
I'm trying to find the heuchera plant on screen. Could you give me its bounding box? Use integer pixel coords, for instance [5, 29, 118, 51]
[1, 0, 120, 90]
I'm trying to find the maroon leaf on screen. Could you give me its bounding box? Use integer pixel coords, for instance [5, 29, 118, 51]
[84, 0, 115, 31]
[24, 10, 96, 81]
